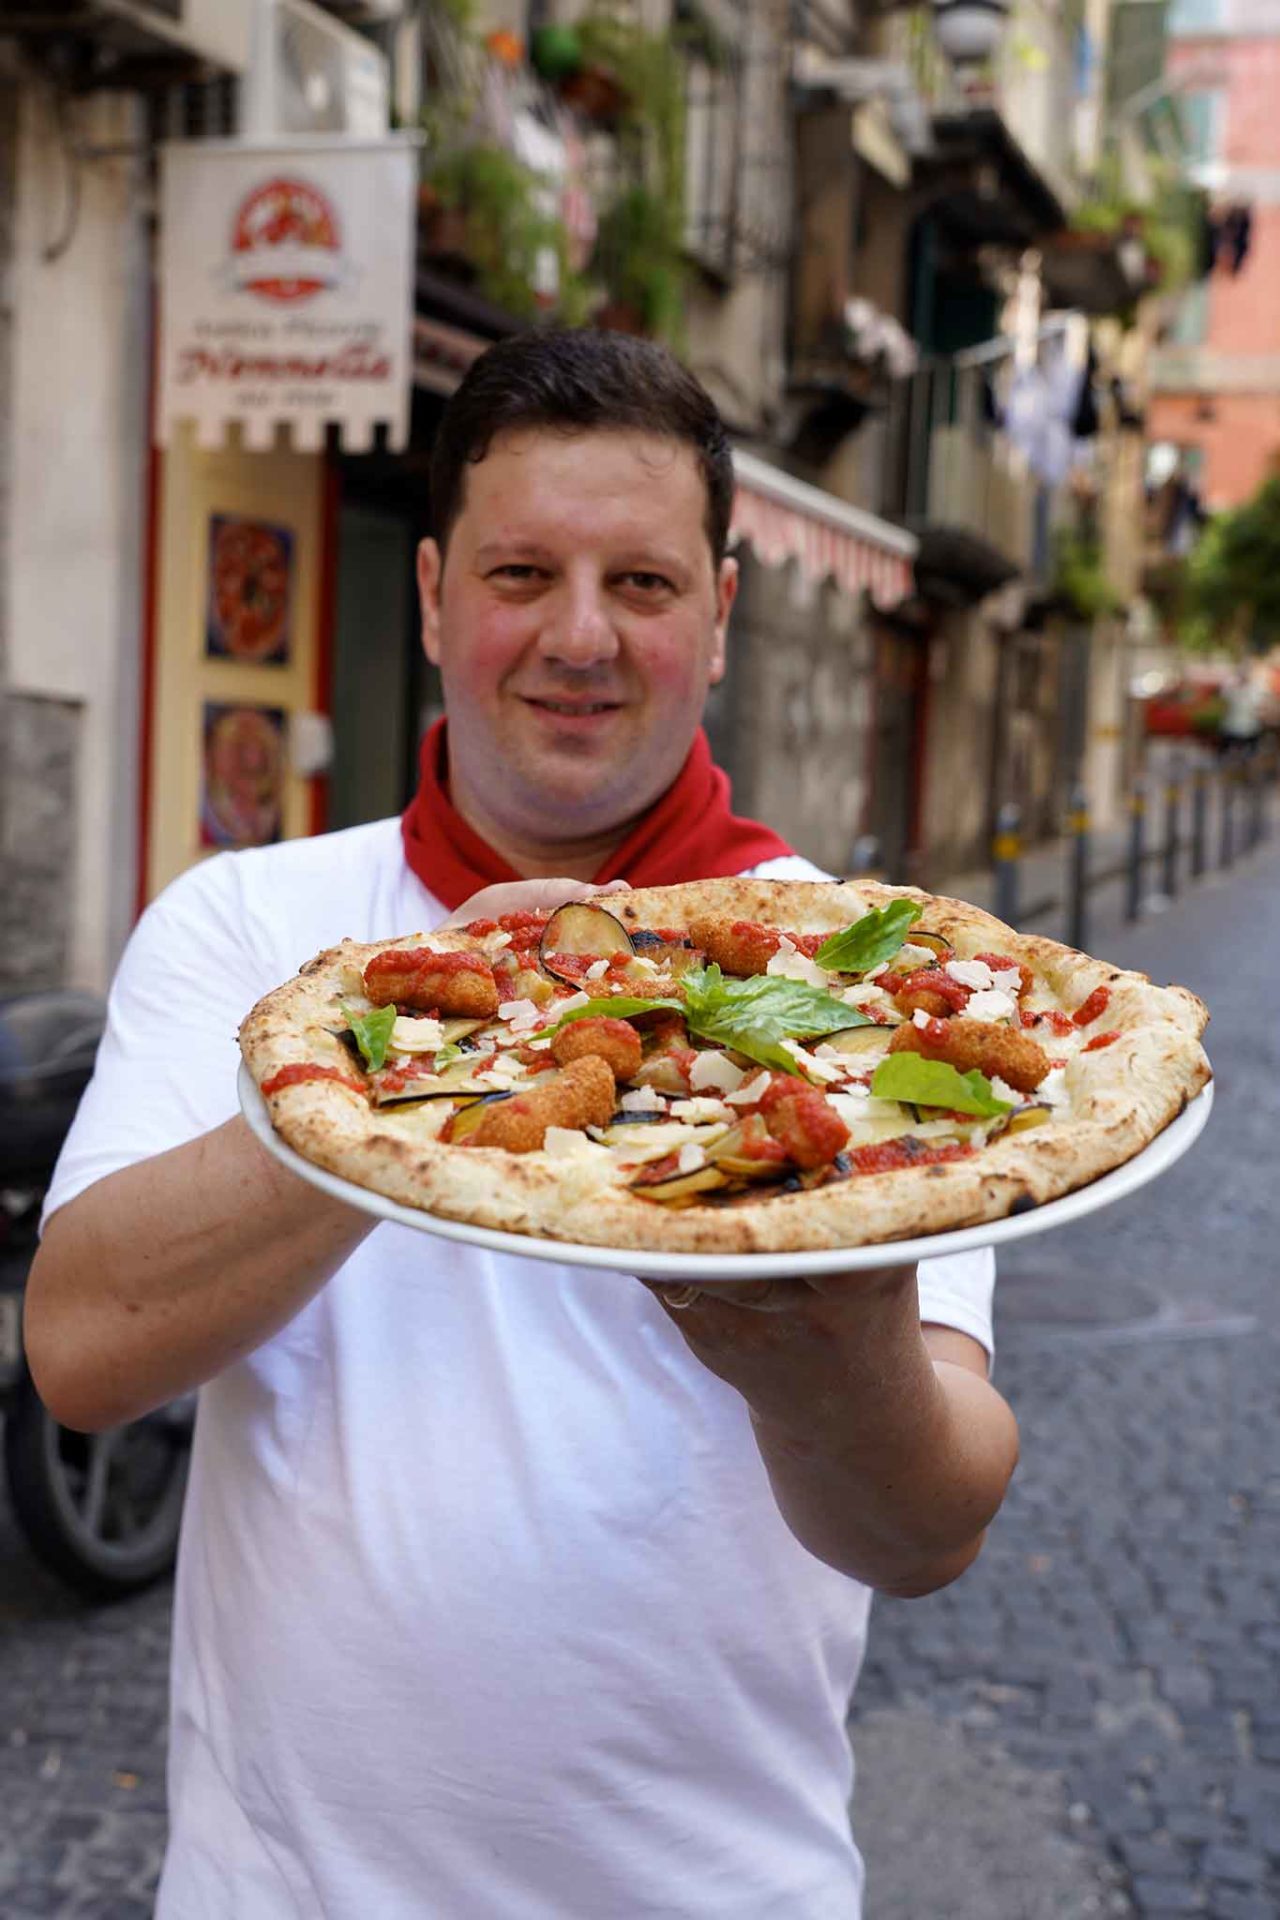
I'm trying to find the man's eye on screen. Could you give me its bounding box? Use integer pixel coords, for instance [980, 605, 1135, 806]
[490, 565, 542, 582]
[621, 572, 673, 593]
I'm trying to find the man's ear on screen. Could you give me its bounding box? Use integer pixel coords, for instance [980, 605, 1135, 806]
[709, 555, 737, 687]
[417, 538, 443, 666]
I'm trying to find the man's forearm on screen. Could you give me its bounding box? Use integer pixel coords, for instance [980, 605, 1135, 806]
[747, 1281, 1018, 1594]
[25, 1116, 373, 1432]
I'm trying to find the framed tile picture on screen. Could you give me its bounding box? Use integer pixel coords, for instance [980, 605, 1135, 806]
[199, 702, 286, 850]
[206, 513, 294, 664]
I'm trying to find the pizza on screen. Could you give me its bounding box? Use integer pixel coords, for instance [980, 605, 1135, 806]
[239, 879, 1211, 1255]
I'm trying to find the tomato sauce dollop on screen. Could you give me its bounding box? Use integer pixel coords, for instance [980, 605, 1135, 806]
[1073, 986, 1112, 1028]
[1082, 1029, 1121, 1053]
[845, 1137, 973, 1176]
[261, 1064, 366, 1098]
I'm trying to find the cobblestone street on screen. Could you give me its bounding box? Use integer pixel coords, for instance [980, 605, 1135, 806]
[0, 841, 1275, 1918]
[857, 839, 1280, 1918]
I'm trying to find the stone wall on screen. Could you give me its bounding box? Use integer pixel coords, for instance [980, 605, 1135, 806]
[0, 693, 80, 992]
[0, 58, 78, 993]
[706, 547, 876, 875]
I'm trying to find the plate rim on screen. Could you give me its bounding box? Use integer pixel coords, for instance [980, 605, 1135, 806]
[237, 1064, 1214, 1280]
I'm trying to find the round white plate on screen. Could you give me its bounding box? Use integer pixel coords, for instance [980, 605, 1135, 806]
[239, 1065, 1213, 1281]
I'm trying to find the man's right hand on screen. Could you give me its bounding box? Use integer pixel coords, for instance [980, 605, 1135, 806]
[441, 876, 629, 928]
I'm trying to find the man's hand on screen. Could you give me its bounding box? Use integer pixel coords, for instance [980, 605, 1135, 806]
[640, 1267, 1018, 1596]
[442, 876, 629, 927]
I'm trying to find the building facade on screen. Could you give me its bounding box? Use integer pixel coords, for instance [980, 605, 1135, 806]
[1148, 0, 1280, 507]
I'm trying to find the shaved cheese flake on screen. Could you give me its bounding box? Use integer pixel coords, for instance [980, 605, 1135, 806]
[841, 981, 892, 1007]
[688, 1050, 746, 1094]
[498, 998, 539, 1025]
[628, 954, 661, 975]
[899, 943, 938, 968]
[485, 931, 513, 952]
[608, 1121, 729, 1166]
[779, 1040, 842, 1083]
[988, 1076, 1019, 1107]
[383, 1101, 452, 1140]
[670, 1096, 735, 1123]
[725, 1071, 771, 1107]
[619, 1086, 667, 1112]
[864, 962, 889, 981]
[584, 958, 610, 981]
[964, 988, 1017, 1023]
[829, 1091, 904, 1130]
[554, 990, 591, 1016]
[543, 1126, 612, 1161]
[946, 959, 996, 991]
[912, 1009, 933, 1030]
[389, 1015, 446, 1054]
[991, 968, 1022, 996]
[677, 1142, 707, 1174]
[767, 947, 833, 989]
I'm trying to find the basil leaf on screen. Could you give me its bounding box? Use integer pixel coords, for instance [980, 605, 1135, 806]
[432, 1042, 464, 1072]
[870, 1053, 1012, 1118]
[553, 994, 682, 1028]
[815, 901, 923, 974]
[346, 1004, 398, 1072]
[680, 965, 870, 1074]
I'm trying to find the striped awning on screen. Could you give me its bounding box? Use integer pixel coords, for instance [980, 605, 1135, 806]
[731, 449, 917, 607]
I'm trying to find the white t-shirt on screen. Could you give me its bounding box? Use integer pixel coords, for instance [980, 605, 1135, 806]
[46, 819, 994, 1920]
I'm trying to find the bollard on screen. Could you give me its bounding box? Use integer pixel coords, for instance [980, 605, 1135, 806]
[993, 803, 1021, 926]
[1066, 783, 1089, 952]
[1260, 744, 1275, 843]
[1190, 763, 1209, 879]
[1162, 760, 1182, 899]
[1246, 754, 1264, 851]
[1126, 779, 1146, 922]
[1220, 755, 1237, 869]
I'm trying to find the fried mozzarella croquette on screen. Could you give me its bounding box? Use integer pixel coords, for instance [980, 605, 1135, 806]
[363, 948, 500, 1018]
[460, 1055, 616, 1151]
[888, 1017, 1050, 1094]
[755, 1074, 851, 1169]
[550, 1015, 643, 1081]
[686, 916, 781, 977]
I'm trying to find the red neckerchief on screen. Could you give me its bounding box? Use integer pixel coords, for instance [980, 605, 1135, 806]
[400, 718, 793, 910]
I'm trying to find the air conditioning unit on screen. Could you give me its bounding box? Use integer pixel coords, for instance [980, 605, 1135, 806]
[271, 0, 390, 137]
[0, 0, 253, 74]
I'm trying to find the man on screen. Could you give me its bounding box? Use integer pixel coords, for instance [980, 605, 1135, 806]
[28, 330, 1017, 1917]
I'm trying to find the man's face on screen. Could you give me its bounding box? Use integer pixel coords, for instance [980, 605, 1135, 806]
[417, 428, 735, 846]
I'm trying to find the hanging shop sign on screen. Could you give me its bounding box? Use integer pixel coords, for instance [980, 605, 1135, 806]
[157, 136, 419, 453]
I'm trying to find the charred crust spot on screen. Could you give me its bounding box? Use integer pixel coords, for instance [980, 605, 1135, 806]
[1010, 1193, 1038, 1215]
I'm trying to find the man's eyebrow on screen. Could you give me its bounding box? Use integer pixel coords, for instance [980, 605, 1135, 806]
[473, 541, 555, 566]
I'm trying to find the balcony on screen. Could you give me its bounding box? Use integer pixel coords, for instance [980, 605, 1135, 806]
[878, 339, 1044, 603]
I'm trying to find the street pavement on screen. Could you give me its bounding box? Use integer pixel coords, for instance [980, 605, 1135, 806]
[0, 832, 1276, 1918]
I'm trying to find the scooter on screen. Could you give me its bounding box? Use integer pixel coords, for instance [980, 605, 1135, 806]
[0, 991, 193, 1600]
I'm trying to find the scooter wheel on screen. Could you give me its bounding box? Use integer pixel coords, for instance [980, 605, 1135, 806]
[4, 1372, 192, 1602]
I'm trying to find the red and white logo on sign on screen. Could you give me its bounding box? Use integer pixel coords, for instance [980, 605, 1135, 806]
[229, 177, 343, 304]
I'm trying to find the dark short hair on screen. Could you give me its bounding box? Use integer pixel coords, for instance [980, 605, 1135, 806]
[430, 329, 736, 565]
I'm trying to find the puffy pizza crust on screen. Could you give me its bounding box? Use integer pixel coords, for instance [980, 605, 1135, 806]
[239, 879, 1212, 1254]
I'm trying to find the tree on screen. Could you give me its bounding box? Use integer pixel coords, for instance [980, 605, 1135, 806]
[1184, 467, 1280, 653]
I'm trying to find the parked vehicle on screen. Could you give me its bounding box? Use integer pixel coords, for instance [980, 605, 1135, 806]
[0, 991, 192, 1600]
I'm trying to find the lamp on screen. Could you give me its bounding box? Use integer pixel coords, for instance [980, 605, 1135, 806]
[931, 0, 1011, 66]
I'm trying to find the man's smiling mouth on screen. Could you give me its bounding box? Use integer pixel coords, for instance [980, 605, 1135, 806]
[525, 698, 622, 715]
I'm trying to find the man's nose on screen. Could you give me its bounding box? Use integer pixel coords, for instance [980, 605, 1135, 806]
[538, 581, 620, 668]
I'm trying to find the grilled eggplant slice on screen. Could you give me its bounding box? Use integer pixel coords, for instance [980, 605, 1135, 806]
[539, 903, 636, 984]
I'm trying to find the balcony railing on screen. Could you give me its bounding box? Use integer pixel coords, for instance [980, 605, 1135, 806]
[878, 339, 1043, 575]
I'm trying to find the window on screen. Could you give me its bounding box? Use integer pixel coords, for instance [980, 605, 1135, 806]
[683, 44, 742, 278]
[1168, 0, 1222, 34]
[1179, 88, 1223, 169]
